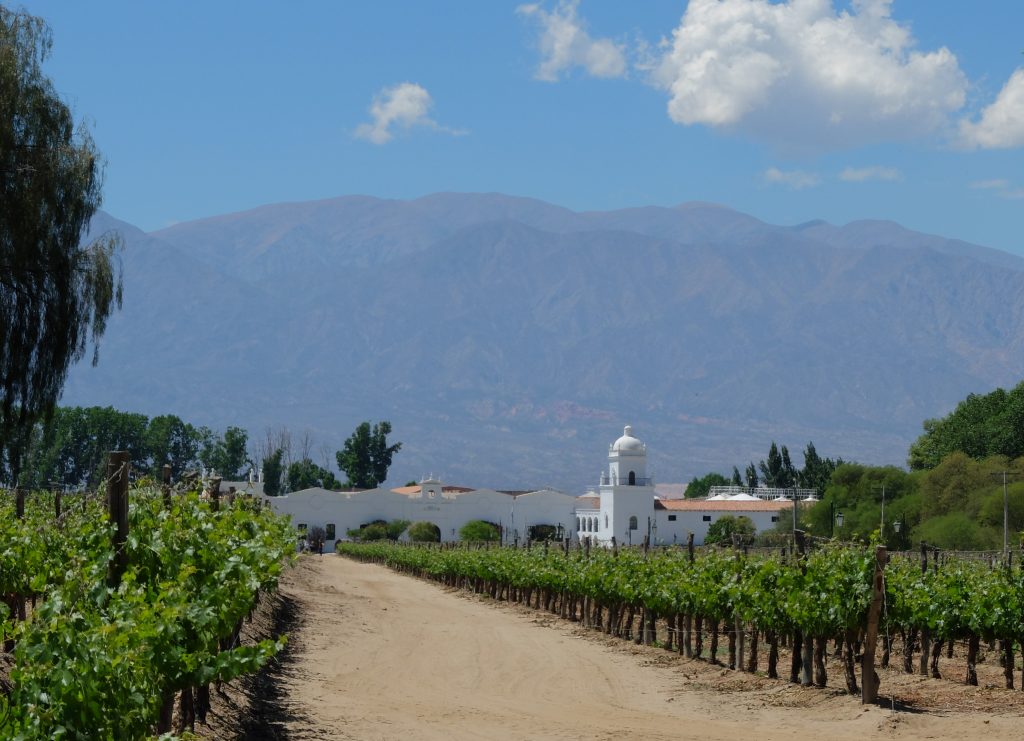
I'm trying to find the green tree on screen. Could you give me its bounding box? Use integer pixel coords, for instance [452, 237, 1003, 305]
[744, 461, 759, 488]
[909, 381, 1024, 469]
[731, 466, 743, 487]
[759, 442, 796, 488]
[261, 448, 284, 497]
[797, 441, 842, 494]
[704, 515, 756, 546]
[286, 457, 340, 491]
[145, 414, 201, 478]
[810, 463, 919, 542]
[199, 425, 250, 479]
[0, 9, 123, 485]
[336, 420, 402, 489]
[685, 471, 729, 498]
[459, 519, 500, 542]
[408, 521, 441, 542]
[21, 405, 146, 488]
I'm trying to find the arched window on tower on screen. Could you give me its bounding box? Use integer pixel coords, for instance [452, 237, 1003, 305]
[629, 515, 638, 531]
[628, 470, 636, 485]
[576, 517, 581, 532]
[604, 514, 608, 528]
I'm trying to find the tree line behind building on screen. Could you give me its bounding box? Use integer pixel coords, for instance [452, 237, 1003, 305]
[5, 405, 401, 496]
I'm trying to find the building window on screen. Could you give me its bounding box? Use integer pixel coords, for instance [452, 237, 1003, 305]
[702, 515, 711, 522]
[576, 517, 581, 531]
[605, 514, 609, 528]
[668, 515, 677, 522]
[771, 516, 779, 523]
[326, 523, 336, 540]
[628, 470, 636, 485]
[629, 515, 638, 530]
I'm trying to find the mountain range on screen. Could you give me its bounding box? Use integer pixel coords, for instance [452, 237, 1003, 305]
[62, 193, 1024, 492]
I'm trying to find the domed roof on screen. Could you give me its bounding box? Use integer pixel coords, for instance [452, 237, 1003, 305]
[611, 425, 644, 454]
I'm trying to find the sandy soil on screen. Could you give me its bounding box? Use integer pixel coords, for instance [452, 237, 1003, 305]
[262, 555, 1023, 740]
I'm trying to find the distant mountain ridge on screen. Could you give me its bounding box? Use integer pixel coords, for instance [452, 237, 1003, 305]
[65, 194, 1024, 491]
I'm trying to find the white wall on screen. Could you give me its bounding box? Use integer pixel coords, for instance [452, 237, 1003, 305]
[261, 486, 578, 552]
[652, 508, 789, 546]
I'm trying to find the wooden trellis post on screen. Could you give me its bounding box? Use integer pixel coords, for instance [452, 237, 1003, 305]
[162, 464, 172, 509]
[107, 451, 130, 589]
[862, 545, 887, 704]
[210, 477, 221, 512]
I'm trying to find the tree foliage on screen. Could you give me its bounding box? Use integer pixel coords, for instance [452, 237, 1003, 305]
[286, 457, 340, 492]
[261, 448, 284, 497]
[704, 515, 756, 546]
[744, 461, 759, 488]
[909, 381, 1024, 470]
[199, 425, 250, 479]
[408, 521, 441, 542]
[336, 420, 401, 489]
[144, 413, 201, 477]
[759, 441, 796, 488]
[0, 8, 123, 484]
[347, 518, 409, 542]
[459, 519, 500, 542]
[797, 441, 842, 494]
[685, 471, 728, 499]
[19, 405, 197, 488]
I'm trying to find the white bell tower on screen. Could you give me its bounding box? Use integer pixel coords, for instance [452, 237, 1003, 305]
[597, 425, 654, 544]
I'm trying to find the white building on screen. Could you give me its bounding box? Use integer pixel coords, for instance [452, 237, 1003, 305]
[260, 424, 796, 551]
[573, 425, 795, 546]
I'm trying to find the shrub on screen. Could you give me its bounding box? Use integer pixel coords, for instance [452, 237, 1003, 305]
[704, 515, 755, 546]
[459, 519, 499, 542]
[408, 521, 441, 542]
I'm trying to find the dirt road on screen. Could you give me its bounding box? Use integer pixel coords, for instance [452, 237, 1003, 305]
[272, 555, 1021, 740]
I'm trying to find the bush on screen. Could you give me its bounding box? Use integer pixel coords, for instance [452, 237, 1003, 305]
[347, 522, 388, 541]
[347, 519, 410, 542]
[459, 519, 499, 542]
[705, 515, 755, 546]
[386, 519, 411, 540]
[915, 512, 1000, 550]
[408, 521, 441, 542]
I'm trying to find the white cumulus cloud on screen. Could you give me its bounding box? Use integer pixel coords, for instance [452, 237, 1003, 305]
[354, 82, 465, 145]
[839, 166, 902, 182]
[763, 167, 820, 189]
[959, 68, 1024, 150]
[517, 0, 627, 82]
[969, 178, 1009, 190]
[651, 0, 967, 150]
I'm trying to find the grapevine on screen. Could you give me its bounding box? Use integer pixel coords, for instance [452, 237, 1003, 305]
[0, 486, 294, 739]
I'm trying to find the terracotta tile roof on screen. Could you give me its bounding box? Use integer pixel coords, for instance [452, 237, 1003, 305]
[655, 499, 795, 512]
[575, 496, 600, 510]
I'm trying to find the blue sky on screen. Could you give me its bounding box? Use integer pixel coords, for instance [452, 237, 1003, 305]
[17, 0, 1024, 255]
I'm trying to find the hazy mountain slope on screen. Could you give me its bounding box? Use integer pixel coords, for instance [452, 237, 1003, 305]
[62, 195, 1024, 491]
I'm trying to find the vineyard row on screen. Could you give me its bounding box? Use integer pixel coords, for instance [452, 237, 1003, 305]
[338, 538, 1024, 700]
[1, 454, 295, 739]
